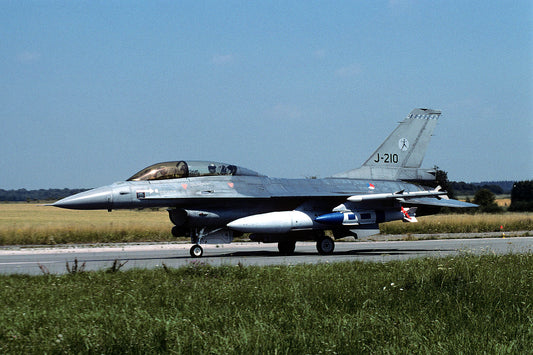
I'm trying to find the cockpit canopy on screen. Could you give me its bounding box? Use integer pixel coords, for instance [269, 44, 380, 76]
[127, 161, 263, 181]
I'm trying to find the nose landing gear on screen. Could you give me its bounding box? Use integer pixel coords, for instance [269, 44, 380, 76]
[189, 244, 203, 257]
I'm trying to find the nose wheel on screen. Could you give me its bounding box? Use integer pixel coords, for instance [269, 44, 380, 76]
[190, 245, 203, 257]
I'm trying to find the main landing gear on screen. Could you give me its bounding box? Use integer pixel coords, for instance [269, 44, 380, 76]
[316, 236, 335, 255]
[277, 240, 296, 256]
[275, 233, 335, 256]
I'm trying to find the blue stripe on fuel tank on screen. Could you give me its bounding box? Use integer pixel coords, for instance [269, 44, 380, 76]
[315, 212, 344, 225]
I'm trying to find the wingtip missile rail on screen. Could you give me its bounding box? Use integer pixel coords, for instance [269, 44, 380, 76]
[346, 188, 447, 202]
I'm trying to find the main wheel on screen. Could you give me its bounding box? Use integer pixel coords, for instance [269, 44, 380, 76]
[316, 236, 335, 255]
[278, 240, 296, 256]
[190, 244, 203, 257]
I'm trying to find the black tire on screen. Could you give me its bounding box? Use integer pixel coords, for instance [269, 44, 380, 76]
[278, 240, 296, 256]
[316, 236, 335, 255]
[190, 244, 203, 257]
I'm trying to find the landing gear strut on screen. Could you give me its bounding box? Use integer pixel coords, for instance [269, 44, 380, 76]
[189, 228, 205, 258]
[185, 227, 235, 258]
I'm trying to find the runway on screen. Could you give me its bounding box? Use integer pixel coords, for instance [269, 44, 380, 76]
[0, 237, 531, 275]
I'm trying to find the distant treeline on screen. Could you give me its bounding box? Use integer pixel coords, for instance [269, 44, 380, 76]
[450, 181, 514, 196]
[0, 188, 89, 202]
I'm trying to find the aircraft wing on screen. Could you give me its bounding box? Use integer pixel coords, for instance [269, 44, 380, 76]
[346, 188, 477, 208]
[400, 197, 478, 208]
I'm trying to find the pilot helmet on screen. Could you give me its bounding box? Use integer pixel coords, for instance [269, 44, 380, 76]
[208, 164, 216, 174]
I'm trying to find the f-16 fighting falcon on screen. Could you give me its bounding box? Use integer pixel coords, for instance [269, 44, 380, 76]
[52, 108, 477, 257]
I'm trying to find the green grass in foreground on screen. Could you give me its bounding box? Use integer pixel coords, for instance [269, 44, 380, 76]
[0, 254, 532, 354]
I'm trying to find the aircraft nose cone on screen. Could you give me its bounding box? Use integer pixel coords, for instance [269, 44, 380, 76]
[52, 186, 112, 210]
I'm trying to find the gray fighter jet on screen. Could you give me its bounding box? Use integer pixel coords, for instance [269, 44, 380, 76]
[52, 108, 477, 257]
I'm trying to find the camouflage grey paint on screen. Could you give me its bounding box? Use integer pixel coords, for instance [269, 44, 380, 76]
[52, 108, 477, 256]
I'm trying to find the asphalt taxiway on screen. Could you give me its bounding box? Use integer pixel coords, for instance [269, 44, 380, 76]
[0, 236, 531, 275]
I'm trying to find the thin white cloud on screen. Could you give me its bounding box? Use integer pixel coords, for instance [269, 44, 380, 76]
[313, 49, 326, 59]
[211, 54, 235, 65]
[335, 63, 362, 78]
[269, 104, 303, 121]
[388, 0, 414, 8]
[17, 51, 41, 63]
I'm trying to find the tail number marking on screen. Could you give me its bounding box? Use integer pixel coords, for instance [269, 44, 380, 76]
[373, 153, 399, 164]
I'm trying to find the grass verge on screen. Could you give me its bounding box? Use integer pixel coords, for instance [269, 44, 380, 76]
[0, 254, 531, 353]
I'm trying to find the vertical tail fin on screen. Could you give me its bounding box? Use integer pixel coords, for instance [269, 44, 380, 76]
[333, 108, 441, 181]
[362, 108, 440, 169]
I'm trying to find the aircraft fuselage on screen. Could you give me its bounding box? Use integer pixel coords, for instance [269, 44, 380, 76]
[55, 175, 417, 214]
[51, 108, 477, 257]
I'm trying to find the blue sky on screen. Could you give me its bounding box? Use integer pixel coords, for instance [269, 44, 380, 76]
[1, 1, 532, 189]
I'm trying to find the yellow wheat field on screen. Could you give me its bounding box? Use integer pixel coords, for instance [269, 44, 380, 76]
[0, 203, 172, 245]
[381, 212, 532, 234]
[0, 203, 531, 245]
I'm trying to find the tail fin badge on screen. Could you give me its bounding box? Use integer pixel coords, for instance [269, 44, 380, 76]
[399, 138, 409, 151]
